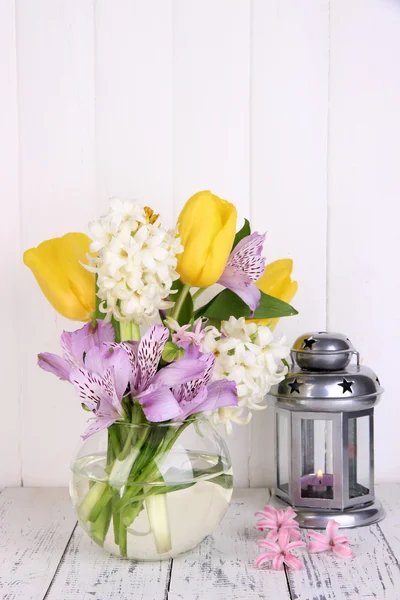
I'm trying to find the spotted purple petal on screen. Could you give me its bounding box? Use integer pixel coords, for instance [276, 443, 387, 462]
[84, 344, 131, 400]
[173, 353, 215, 405]
[70, 366, 110, 411]
[228, 232, 266, 281]
[119, 342, 141, 395]
[174, 384, 209, 421]
[218, 267, 262, 313]
[218, 232, 266, 312]
[137, 325, 169, 390]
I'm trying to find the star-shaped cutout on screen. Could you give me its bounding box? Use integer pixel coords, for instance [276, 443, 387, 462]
[303, 337, 317, 350]
[338, 378, 354, 394]
[288, 379, 302, 394]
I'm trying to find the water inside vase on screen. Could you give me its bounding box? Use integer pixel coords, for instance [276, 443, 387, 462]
[70, 451, 233, 560]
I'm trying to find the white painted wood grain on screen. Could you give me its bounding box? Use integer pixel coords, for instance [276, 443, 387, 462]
[173, 0, 252, 488]
[46, 526, 170, 600]
[283, 483, 400, 600]
[95, 0, 174, 222]
[0, 488, 76, 600]
[3, 0, 400, 489]
[0, 0, 21, 486]
[375, 483, 400, 560]
[168, 488, 291, 600]
[249, 0, 329, 487]
[17, 0, 97, 486]
[327, 0, 400, 485]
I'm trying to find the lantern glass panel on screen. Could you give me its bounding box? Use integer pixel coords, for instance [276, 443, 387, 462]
[300, 419, 334, 500]
[348, 415, 370, 498]
[276, 411, 289, 495]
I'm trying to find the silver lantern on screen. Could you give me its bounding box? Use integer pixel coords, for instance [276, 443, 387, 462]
[268, 332, 385, 528]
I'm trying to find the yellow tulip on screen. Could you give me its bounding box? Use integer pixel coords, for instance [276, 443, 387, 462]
[176, 191, 237, 288]
[248, 258, 298, 330]
[23, 232, 95, 321]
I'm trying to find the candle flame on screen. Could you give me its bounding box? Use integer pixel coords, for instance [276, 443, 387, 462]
[317, 469, 323, 479]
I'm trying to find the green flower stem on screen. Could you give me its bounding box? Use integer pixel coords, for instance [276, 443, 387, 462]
[130, 322, 140, 341]
[78, 482, 108, 523]
[91, 499, 112, 547]
[112, 494, 120, 546]
[192, 288, 206, 302]
[171, 284, 191, 321]
[119, 511, 128, 557]
[120, 320, 141, 342]
[145, 493, 172, 554]
[89, 485, 114, 523]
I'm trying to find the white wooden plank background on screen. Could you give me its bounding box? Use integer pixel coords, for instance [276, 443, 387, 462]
[1, 0, 399, 487]
[173, 0, 252, 487]
[0, 488, 76, 600]
[168, 488, 291, 600]
[327, 0, 400, 487]
[249, 0, 329, 488]
[1, 486, 400, 599]
[45, 525, 170, 600]
[16, 0, 97, 486]
[0, 0, 21, 486]
[95, 0, 174, 218]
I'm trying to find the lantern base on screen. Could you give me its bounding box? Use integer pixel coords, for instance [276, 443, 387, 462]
[269, 493, 385, 529]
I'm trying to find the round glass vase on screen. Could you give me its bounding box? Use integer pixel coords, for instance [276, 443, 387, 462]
[69, 419, 233, 560]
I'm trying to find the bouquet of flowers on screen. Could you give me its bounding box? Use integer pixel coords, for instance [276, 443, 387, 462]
[24, 191, 297, 559]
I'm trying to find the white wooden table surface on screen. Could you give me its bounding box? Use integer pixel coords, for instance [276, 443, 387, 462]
[1, 485, 400, 600]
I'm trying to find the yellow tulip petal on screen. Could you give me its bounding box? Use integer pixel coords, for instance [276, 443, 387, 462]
[177, 191, 237, 287]
[23, 233, 95, 321]
[247, 258, 298, 330]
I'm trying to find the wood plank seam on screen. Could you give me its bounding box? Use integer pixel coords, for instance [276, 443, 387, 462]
[284, 566, 295, 600]
[376, 523, 400, 572]
[164, 557, 173, 600]
[42, 521, 78, 600]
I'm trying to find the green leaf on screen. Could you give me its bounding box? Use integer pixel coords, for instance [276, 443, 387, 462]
[232, 218, 251, 249]
[171, 280, 194, 326]
[162, 341, 186, 363]
[193, 296, 216, 320]
[202, 288, 298, 321]
[95, 276, 103, 320]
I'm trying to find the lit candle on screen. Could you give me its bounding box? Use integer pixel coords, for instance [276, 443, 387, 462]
[301, 469, 334, 497]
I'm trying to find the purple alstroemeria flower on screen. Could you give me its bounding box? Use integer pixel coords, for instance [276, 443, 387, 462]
[38, 320, 115, 381]
[121, 324, 207, 422]
[39, 322, 238, 436]
[70, 363, 127, 439]
[218, 232, 266, 313]
[71, 324, 207, 435]
[138, 350, 238, 422]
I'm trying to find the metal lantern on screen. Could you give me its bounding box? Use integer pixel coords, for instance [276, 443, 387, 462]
[268, 331, 385, 528]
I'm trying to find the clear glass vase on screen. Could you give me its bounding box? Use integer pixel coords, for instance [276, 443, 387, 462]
[69, 419, 233, 560]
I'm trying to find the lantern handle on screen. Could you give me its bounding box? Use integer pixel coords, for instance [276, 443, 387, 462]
[354, 350, 360, 367]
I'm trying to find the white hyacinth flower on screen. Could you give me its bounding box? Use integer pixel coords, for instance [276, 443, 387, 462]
[87, 198, 183, 324]
[200, 316, 290, 433]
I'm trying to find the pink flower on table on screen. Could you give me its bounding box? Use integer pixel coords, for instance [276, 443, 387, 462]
[256, 530, 306, 571]
[255, 506, 301, 541]
[308, 520, 353, 559]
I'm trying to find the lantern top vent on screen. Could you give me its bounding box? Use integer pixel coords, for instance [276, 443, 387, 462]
[291, 332, 355, 371]
[269, 331, 383, 411]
